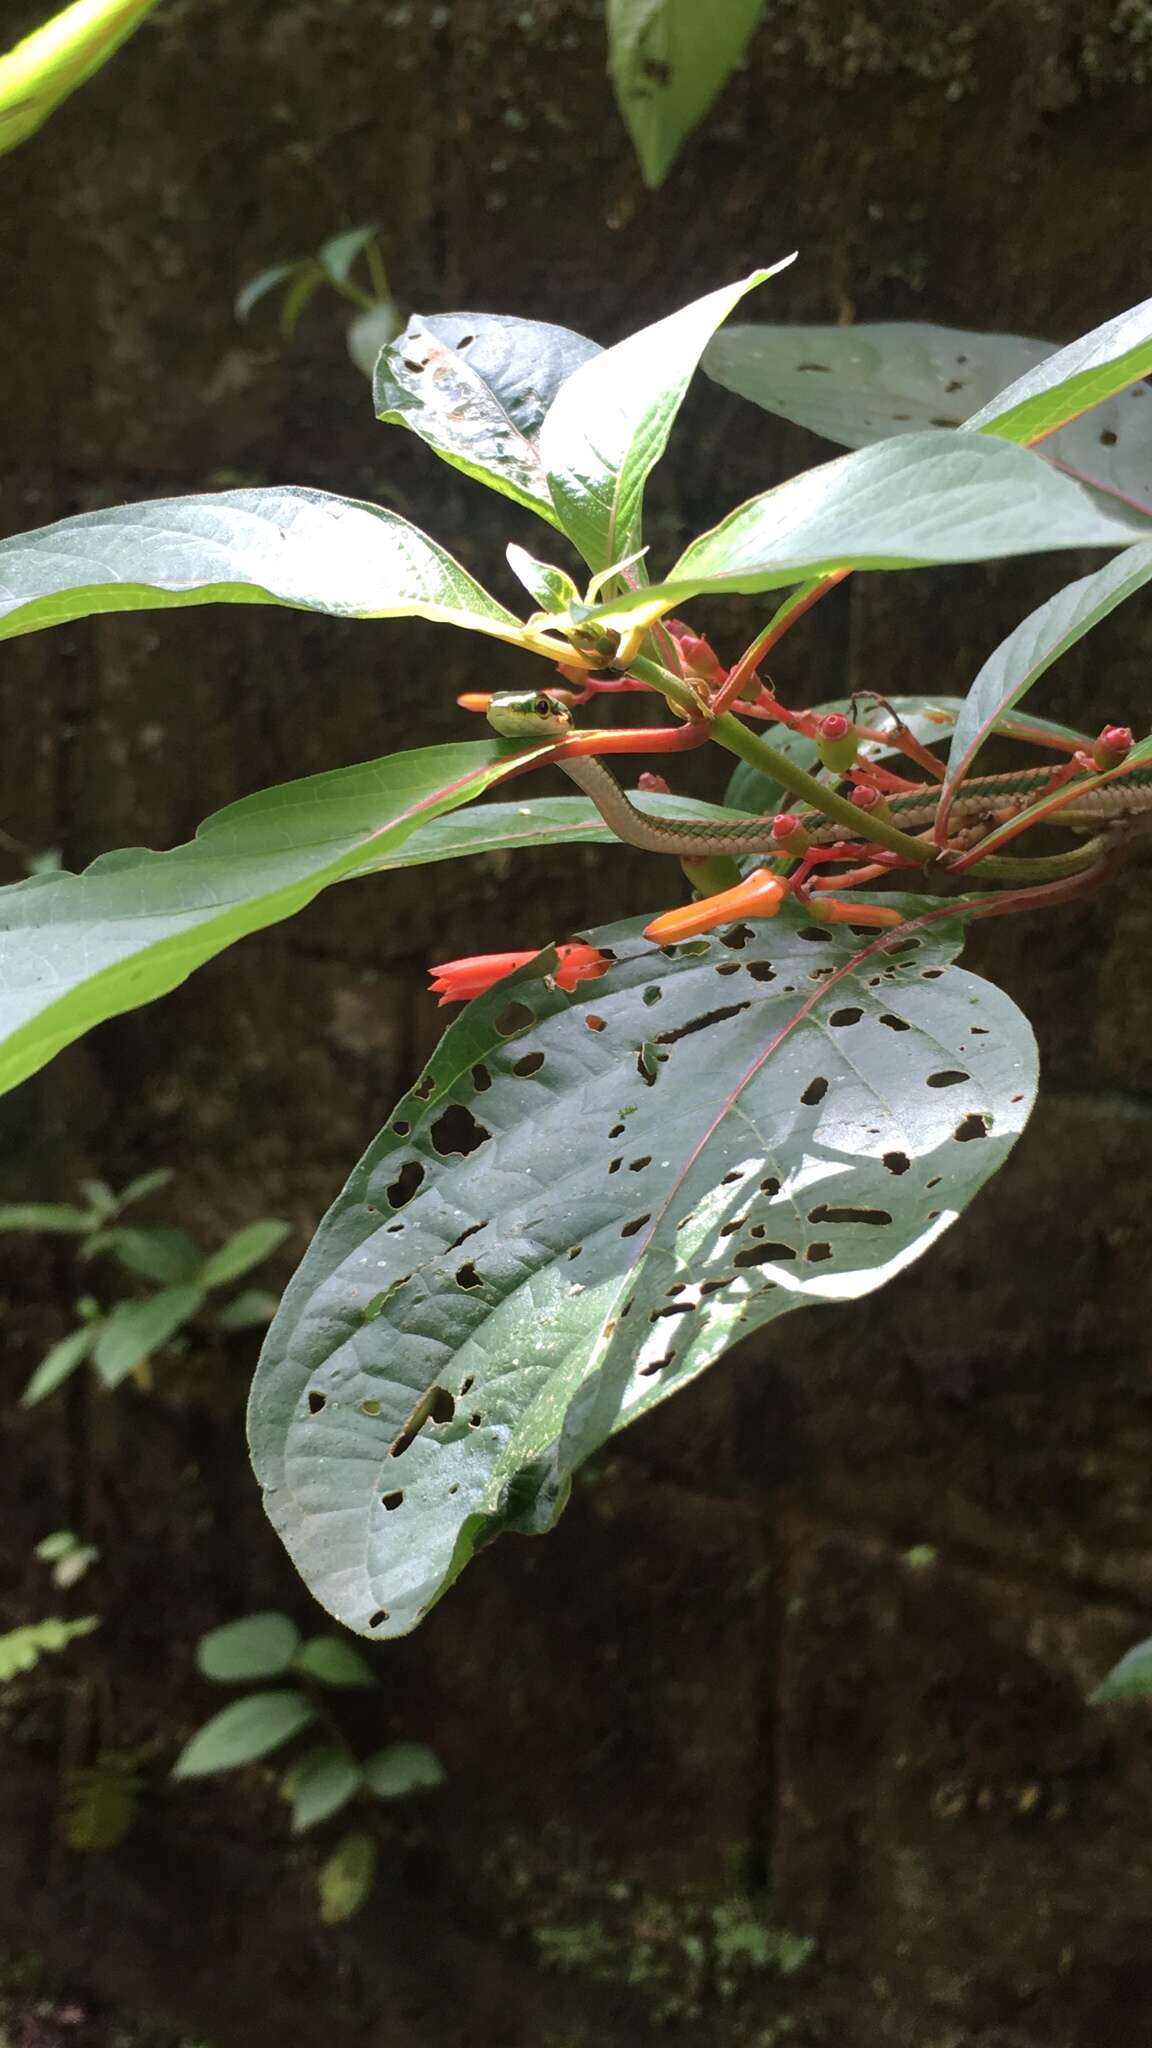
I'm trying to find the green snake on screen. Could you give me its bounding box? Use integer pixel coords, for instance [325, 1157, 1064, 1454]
[486, 691, 1152, 858]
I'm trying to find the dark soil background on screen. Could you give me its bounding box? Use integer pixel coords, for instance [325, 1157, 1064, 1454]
[3, 2, 1152, 2043]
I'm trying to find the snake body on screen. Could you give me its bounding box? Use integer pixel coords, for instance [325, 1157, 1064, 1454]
[486, 692, 1152, 859]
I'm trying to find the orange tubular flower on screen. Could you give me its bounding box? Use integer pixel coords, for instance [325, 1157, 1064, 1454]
[429, 942, 609, 1006]
[644, 868, 790, 943]
[806, 897, 905, 929]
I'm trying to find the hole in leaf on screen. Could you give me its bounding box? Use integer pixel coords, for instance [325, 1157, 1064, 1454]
[361, 1398, 382, 1416]
[608, 1157, 623, 1174]
[586, 1014, 607, 1033]
[920, 966, 943, 978]
[746, 960, 776, 982]
[719, 924, 754, 949]
[639, 1353, 675, 1377]
[927, 1070, 969, 1089]
[513, 1051, 545, 1077]
[460, 1375, 474, 1396]
[809, 966, 835, 981]
[886, 938, 921, 956]
[798, 926, 833, 944]
[716, 960, 742, 977]
[391, 1384, 456, 1458]
[391, 1119, 411, 1137]
[879, 1013, 910, 1032]
[447, 1220, 486, 1252]
[954, 1114, 990, 1142]
[629, 1156, 651, 1172]
[386, 1160, 424, 1210]
[807, 1242, 833, 1262]
[971, 1025, 989, 1036]
[368, 1610, 389, 1628]
[651, 1302, 692, 1320]
[609, 1122, 626, 1139]
[456, 1262, 483, 1290]
[469, 1411, 484, 1427]
[800, 1077, 829, 1106]
[829, 1006, 863, 1027]
[657, 1001, 750, 1047]
[883, 1152, 911, 1175]
[413, 1073, 437, 1101]
[621, 1214, 651, 1239]
[760, 1176, 780, 1198]
[382, 1490, 404, 1512]
[454, 331, 476, 350]
[1100, 427, 1118, 446]
[721, 1170, 743, 1186]
[308, 1391, 326, 1415]
[734, 1242, 796, 1267]
[431, 1104, 490, 1157]
[636, 1044, 660, 1085]
[808, 1204, 893, 1226]
[719, 1217, 746, 1237]
[495, 1001, 534, 1036]
[471, 1063, 492, 1092]
[643, 985, 663, 1005]
[926, 1175, 942, 1189]
[567, 1245, 583, 1260]
[429, 1388, 456, 1424]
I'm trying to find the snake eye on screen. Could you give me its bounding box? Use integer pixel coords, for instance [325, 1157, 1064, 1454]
[535, 696, 551, 716]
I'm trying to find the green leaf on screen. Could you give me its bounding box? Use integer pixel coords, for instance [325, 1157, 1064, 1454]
[283, 1745, 362, 1833]
[234, 262, 297, 324]
[505, 544, 581, 615]
[540, 267, 787, 572]
[34, 1530, 79, 1562]
[355, 790, 769, 877]
[0, 0, 160, 159]
[214, 1287, 281, 1332]
[703, 321, 1152, 513]
[375, 311, 599, 522]
[607, 0, 765, 189]
[317, 1829, 377, 1924]
[91, 1283, 204, 1387]
[317, 225, 378, 290]
[249, 906, 1035, 1637]
[0, 1203, 94, 1232]
[942, 545, 1152, 799]
[276, 263, 327, 340]
[201, 1219, 291, 1292]
[0, 738, 556, 1100]
[1090, 1636, 1152, 1704]
[293, 1636, 376, 1688]
[0, 1615, 98, 1682]
[362, 1742, 446, 1799]
[21, 1324, 96, 1406]
[577, 432, 1152, 624]
[966, 293, 1152, 447]
[196, 1612, 301, 1684]
[0, 487, 527, 650]
[106, 1224, 204, 1285]
[347, 300, 404, 381]
[116, 1167, 175, 1209]
[172, 1690, 316, 1777]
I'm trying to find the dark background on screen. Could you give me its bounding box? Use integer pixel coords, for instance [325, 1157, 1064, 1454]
[3, 2, 1152, 2042]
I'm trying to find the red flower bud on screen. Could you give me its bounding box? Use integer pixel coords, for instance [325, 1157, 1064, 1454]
[770, 813, 810, 855]
[665, 618, 726, 684]
[850, 784, 891, 821]
[428, 942, 608, 1006]
[1092, 724, 1134, 771]
[637, 771, 672, 794]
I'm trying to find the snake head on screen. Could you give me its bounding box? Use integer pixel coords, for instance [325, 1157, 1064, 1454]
[485, 691, 575, 740]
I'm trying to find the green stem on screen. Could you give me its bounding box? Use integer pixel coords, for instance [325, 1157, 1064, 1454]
[627, 656, 934, 865]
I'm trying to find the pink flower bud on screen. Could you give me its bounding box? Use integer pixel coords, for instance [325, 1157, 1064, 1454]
[815, 712, 859, 774]
[637, 771, 671, 794]
[770, 813, 810, 855]
[1092, 724, 1134, 770]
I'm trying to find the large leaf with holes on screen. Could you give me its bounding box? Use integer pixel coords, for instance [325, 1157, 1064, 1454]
[965, 293, 1152, 448]
[0, 0, 160, 158]
[940, 546, 1152, 824]
[540, 267, 789, 573]
[607, 0, 766, 188]
[0, 740, 561, 1100]
[573, 433, 1152, 627]
[375, 313, 599, 522]
[248, 904, 1036, 1637]
[0, 487, 526, 647]
[703, 323, 1152, 512]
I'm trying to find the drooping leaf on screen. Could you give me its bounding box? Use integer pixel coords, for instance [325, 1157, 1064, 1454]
[293, 1635, 377, 1689]
[966, 293, 1152, 447]
[540, 268, 788, 572]
[91, 1283, 204, 1387]
[1090, 1636, 1152, 1704]
[0, 739, 557, 1101]
[317, 225, 378, 290]
[0, 1615, 98, 1681]
[196, 1612, 302, 1684]
[607, 0, 765, 189]
[0, 487, 526, 650]
[283, 1745, 363, 1833]
[703, 322, 1152, 511]
[116, 1168, 175, 1209]
[317, 1829, 377, 1923]
[234, 262, 297, 324]
[201, 1219, 292, 1292]
[21, 1324, 97, 1407]
[249, 905, 1035, 1637]
[347, 300, 404, 381]
[941, 545, 1152, 811]
[575, 432, 1152, 626]
[375, 312, 599, 521]
[171, 1690, 316, 1777]
[362, 1742, 446, 1799]
[0, 0, 160, 159]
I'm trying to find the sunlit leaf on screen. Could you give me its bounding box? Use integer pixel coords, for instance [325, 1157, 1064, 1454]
[0, 0, 160, 159]
[1090, 1636, 1152, 1704]
[607, 0, 765, 189]
[966, 293, 1152, 447]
